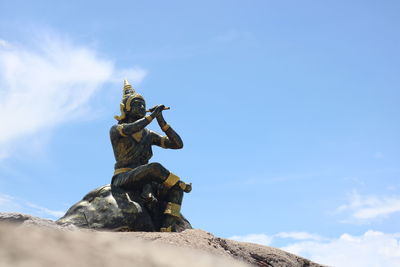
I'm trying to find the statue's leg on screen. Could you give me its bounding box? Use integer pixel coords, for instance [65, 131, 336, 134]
[112, 163, 191, 193]
[112, 162, 191, 232]
[160, 183, 184, 232]
[112, 163, 170, 189]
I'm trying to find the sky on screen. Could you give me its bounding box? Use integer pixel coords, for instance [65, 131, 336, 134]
[0, 0, 399, 266]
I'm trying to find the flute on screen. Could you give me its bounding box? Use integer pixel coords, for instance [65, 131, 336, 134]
[146, 106, 170, 113]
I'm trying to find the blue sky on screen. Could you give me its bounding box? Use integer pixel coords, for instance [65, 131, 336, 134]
[0, 1, 399, 266]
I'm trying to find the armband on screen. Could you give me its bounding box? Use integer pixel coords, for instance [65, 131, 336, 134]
[145, 115, 153, 123]
[164, 202, 181, 218]
[162, 173, 180, 188]
[161, 124, 170, 132]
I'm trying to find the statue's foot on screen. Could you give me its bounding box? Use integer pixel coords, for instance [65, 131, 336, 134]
[178, 181, 192, 193]
[160, 226, 172, 232]
[160, 214, 178, 232]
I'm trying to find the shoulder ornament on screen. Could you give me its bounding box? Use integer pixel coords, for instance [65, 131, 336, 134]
[116, 124, 127, 137]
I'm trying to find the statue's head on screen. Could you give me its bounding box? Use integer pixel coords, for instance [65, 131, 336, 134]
[114, 80, 146, 122]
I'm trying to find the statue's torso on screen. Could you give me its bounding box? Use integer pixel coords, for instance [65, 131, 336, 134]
[110, 126, 153, 169]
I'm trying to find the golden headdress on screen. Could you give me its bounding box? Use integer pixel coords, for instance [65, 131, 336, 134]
[114, 80, 144, 121]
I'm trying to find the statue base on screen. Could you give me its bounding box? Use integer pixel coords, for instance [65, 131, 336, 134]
[57, 184, 192, 232]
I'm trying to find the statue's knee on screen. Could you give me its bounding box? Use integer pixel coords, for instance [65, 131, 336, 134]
[148, 162, 162, 169]
[148, 162, 166, 175]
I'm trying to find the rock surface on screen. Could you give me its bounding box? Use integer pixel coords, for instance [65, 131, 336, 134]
[0, 212, 325, 267]
[57, 184, 192, 232]
[0, 222, 246, 267]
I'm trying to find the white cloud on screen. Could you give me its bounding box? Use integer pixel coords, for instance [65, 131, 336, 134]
[229, 234, 273, 246]
[0, 193, 21, 211]
[0, 35, 146, 159]
[276, 231, 323, 241]
[282, 231, 400, 267]
[110, 67, 147, 85]
[231, 230, 400, 267]
[0, 193, 64, 219]
[229, 231, 323, 246]
[337, 191, 400, 222]
[0, 39, 10, 48]
[25, 202, 65, 218]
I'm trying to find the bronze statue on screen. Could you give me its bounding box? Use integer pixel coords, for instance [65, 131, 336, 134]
[110, 80, 191, 232]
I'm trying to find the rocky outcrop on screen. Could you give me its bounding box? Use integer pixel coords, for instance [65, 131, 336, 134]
[57, 184, 191, 232]
[0, 213, 325, 267]
[0, 212, 77, 230]
[0, 222, 247, 267]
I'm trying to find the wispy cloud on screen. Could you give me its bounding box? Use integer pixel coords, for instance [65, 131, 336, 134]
[282, 231, 400, 267]
[275, 232, 324, 241]
[337, 191, 400, 223]
[0, 39, 10, 48]
[0, 193, 64, 219]
[230, 230, 400, 267]
[109, 67, 147, 84]
[229, 231, 324, 246]
[0, 193, 21, 211]
[0, 33, 146, 159]
[229, 234, 273, 246]
[25, 202, 65, 218]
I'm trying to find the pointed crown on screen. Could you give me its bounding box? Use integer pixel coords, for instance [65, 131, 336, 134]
[122, 79, 143, 100]
[123, 79, 134, 96]
[114, 79, 145, 121]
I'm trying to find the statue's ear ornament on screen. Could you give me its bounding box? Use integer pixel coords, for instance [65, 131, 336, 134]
[114, 103, 127, 121]
[126, 95, 134, 112]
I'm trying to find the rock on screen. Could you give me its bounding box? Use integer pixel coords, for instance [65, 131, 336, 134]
[56, 184, 192, 232]
[0, 222, 249, 267]
[112, 229, 325, 267]
[0, 212, 326, 267]
[0, 212, 77, 230]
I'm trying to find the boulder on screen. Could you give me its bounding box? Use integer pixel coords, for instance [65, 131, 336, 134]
[0, 212, 76, 230]
[0, 222, 249, 267]
[0, 213, 326, 267]
[57, 184, 192, 232]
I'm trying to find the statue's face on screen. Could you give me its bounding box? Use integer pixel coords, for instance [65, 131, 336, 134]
[128, 98, 146, 119]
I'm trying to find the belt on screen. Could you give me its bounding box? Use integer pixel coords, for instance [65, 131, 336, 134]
[113, 168, 133, 176]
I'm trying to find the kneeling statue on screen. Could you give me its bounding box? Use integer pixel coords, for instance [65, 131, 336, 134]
[110, 80, 192, 232]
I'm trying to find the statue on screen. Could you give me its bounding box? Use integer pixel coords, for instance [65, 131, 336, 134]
[109, 80, 192, 232]
[57, 80, 192, 232]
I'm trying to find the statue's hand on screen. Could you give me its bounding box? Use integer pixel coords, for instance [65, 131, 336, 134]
[149, 104, 165, 112]
[155, 104, 165, 114]
[141, 191, 158, 205]
[148, 104, 165, 116]
[148, 105, 157, 112]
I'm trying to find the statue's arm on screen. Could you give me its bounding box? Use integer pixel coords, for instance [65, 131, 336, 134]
[118, 106, 163, 136]
[119, 117, 151, 135]
[151, 113, 183, 149]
